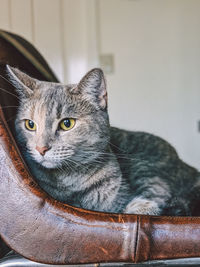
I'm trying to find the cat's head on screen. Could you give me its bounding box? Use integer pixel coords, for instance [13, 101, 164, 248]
[7, 65, 110, 169]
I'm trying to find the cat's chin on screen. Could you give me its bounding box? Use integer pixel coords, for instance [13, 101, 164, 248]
[39, 160, 60, 169]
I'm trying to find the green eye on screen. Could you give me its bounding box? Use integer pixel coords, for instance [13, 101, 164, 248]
[25, 120, 36, 131]
[60, 118, 75, 131]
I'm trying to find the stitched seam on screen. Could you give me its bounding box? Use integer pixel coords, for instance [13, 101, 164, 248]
[133, 215, 139, 262]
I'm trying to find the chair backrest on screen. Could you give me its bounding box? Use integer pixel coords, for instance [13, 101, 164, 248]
[0, 30, 58, 82]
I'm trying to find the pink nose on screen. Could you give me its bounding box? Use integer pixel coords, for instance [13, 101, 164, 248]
[36, 146, 49, 156]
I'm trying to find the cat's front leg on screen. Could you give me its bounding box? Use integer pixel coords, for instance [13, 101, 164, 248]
[124, 197, 161, 215]
[124, 176, 171, 215]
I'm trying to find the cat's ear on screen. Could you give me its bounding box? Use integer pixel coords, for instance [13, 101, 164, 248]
[76, 68, 107, 110]
[6, 65, 36, 98]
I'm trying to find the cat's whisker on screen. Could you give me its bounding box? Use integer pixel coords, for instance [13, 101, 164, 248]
[57, 164, 67, 173]
[64, 161, 75, 173]
[0, 86, 20, 100]
[1, 105, 18, 109]
[62, 161, 76, 173]
[65, 158, 90, 173]
[57, 149, 134, 166]
[107, 141, 127, 153]
[54, 153, 72, 157]
[78, 150, 136, 161]
[0, 74, 14, 85]
[5, 114, 17, 123]
[0, 74, 22, 91]
[72, 154, 105, 166]
[102, 152, 136, 161]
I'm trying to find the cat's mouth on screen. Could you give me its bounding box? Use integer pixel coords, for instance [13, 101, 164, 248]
[31, 149, 74, 169]
[33, 155, 61, 169]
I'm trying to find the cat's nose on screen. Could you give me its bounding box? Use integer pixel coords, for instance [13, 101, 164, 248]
[36, 146, 50, 156]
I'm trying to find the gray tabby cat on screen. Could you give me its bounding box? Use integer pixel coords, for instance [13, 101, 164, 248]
[7, 65, 200, 216]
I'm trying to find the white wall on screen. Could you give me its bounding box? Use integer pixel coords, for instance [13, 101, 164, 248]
[98, 0, 200, 169]
[0, 0, 200, 169]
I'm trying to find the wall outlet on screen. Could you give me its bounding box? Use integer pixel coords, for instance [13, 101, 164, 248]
[99, 54, 114, 74]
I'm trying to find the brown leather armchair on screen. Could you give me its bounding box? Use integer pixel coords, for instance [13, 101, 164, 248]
[0, 30, 200, 267]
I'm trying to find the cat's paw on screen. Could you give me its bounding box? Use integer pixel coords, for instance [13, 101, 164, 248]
[124, 197, 160, 215]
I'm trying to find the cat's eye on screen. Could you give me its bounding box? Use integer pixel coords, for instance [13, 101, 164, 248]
[59, 118, 75, 131]
[25, 119, 36, 131]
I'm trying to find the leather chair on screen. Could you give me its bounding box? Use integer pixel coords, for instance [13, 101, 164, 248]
[0, 30, 200, 267]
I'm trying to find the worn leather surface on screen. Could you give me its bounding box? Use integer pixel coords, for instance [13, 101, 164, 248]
[135, 216, 200, 262]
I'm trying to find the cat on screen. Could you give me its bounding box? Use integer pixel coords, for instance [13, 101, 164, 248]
[6, 64, 200, 216]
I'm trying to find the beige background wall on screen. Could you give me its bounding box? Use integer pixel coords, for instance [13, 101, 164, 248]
[0, 0, 200, 169]
[98, 0, 200, 169]
[0, 0, 98, 83]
